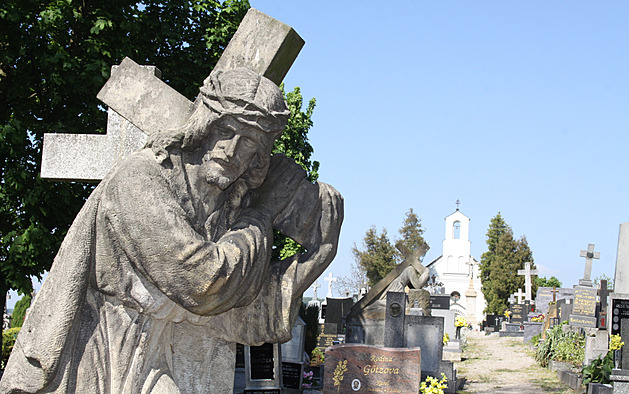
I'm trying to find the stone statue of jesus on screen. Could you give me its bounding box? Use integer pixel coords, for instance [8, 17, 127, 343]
[0, 68, 343, 393]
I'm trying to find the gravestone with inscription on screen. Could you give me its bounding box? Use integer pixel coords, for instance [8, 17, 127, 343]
[281, 317, 307, 392]
[244, 343, 282, 393]
[323, 344, 421, 393]
[430, 295, 451, 310]
[612, 299, 629, 336]
[510, 304, 525, 323]
[535, 287, 575, 315]
[569, 286, 598, 328]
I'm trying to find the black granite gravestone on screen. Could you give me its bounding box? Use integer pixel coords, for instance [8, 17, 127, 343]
[384, 292, 406, 348]
[430, 295, 450, 310]
[511, 304, 524, 323]
[612, 299, 629, 336]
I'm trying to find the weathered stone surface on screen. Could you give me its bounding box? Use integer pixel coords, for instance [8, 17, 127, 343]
[323, 344, 421, 393]
[405, 315, 444, 380]
[615, 222, 629, 294]
[1, 15, 343, 393]
[584, 329, 609, 365]
[213, 8, 304, 85]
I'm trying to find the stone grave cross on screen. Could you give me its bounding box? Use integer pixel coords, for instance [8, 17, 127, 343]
[508, 294, 516, 305]
[311, 281, 320, 302]
[41, 8, 304, 182]
[324, 273, 337, 298]
[579, 243, 600, 287]
[517, 261, 538, 301]
[516, 288, 525, 304]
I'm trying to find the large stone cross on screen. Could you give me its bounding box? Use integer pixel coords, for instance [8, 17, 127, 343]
[517, 261, 538, 302]
[579, 243, 600, 287]
[41, 8, 304, 182]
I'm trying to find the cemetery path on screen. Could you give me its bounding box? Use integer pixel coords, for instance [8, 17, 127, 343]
[456, 331, 574, 393]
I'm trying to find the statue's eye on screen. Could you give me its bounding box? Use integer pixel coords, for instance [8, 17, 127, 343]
[216, 126, 234, 139]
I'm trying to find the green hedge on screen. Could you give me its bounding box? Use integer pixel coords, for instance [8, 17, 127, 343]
[2, 327, 21, 368]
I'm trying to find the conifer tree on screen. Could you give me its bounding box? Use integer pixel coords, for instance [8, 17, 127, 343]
[397, 208, 428, 254]
[480, 213, 536, 314]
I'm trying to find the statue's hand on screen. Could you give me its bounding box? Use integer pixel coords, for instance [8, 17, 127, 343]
[252, 153, 307, 221]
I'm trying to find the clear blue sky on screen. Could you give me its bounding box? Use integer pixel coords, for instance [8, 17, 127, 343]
[7, 2, 629, 308]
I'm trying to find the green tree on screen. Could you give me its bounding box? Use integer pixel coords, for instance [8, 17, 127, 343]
[594, 274, 614, 290]
[271, 86, 318, 261]
[480, 213, 536, 314]
[536, 276, 562, 288]
[397, 208, 428, 254]
[9, 293, 32, 328]
[352, 227, 399, 287]
[346, 208, 428, 292]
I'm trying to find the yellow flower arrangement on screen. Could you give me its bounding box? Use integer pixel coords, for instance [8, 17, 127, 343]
[420, 373, 448, 394]
[611, 334, 625, 351]
[443, 333, 449, 346]
[454, 316, 467, 327]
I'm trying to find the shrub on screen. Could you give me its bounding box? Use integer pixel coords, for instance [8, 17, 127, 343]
[535, 322, 585, 368]
[582, 351, 614, 386]
[2, 327, 21, 368]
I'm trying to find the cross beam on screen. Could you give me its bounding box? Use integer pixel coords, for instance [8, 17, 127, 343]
[41, 8, 304, 182]
[579, 243, 600, 287]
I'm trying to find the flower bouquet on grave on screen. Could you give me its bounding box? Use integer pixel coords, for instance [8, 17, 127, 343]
[454, 317, 467, 339]
[531, 314, 545, 322]
[420, 373, 448, 394]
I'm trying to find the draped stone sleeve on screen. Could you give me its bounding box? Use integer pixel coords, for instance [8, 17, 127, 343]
[208, 181, 344, 346]
[96, 152, 275, 317]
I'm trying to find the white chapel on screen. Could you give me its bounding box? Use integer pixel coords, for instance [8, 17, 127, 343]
[425, 206, 486, 325]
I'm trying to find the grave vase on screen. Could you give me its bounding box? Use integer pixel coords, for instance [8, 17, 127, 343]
[455, 326, 461, 340]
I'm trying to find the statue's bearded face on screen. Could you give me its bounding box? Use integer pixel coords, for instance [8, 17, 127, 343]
[203, 116, 268, 190]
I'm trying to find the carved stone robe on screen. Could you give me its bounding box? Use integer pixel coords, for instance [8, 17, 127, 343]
[1, 149, 338, 393]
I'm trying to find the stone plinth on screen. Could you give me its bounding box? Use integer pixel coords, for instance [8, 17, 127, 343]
[523, 321, 543, 343]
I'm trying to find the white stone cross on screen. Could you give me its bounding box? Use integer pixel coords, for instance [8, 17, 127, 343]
[41, 8, 304, 182]
[508, 294, 516, 305]
[324, 273, 337, 298]
[517, 261, 538, 301]
[311, 281, 321, 302]
[579, 243, 600, 286]
[516, 288, 525, 304]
